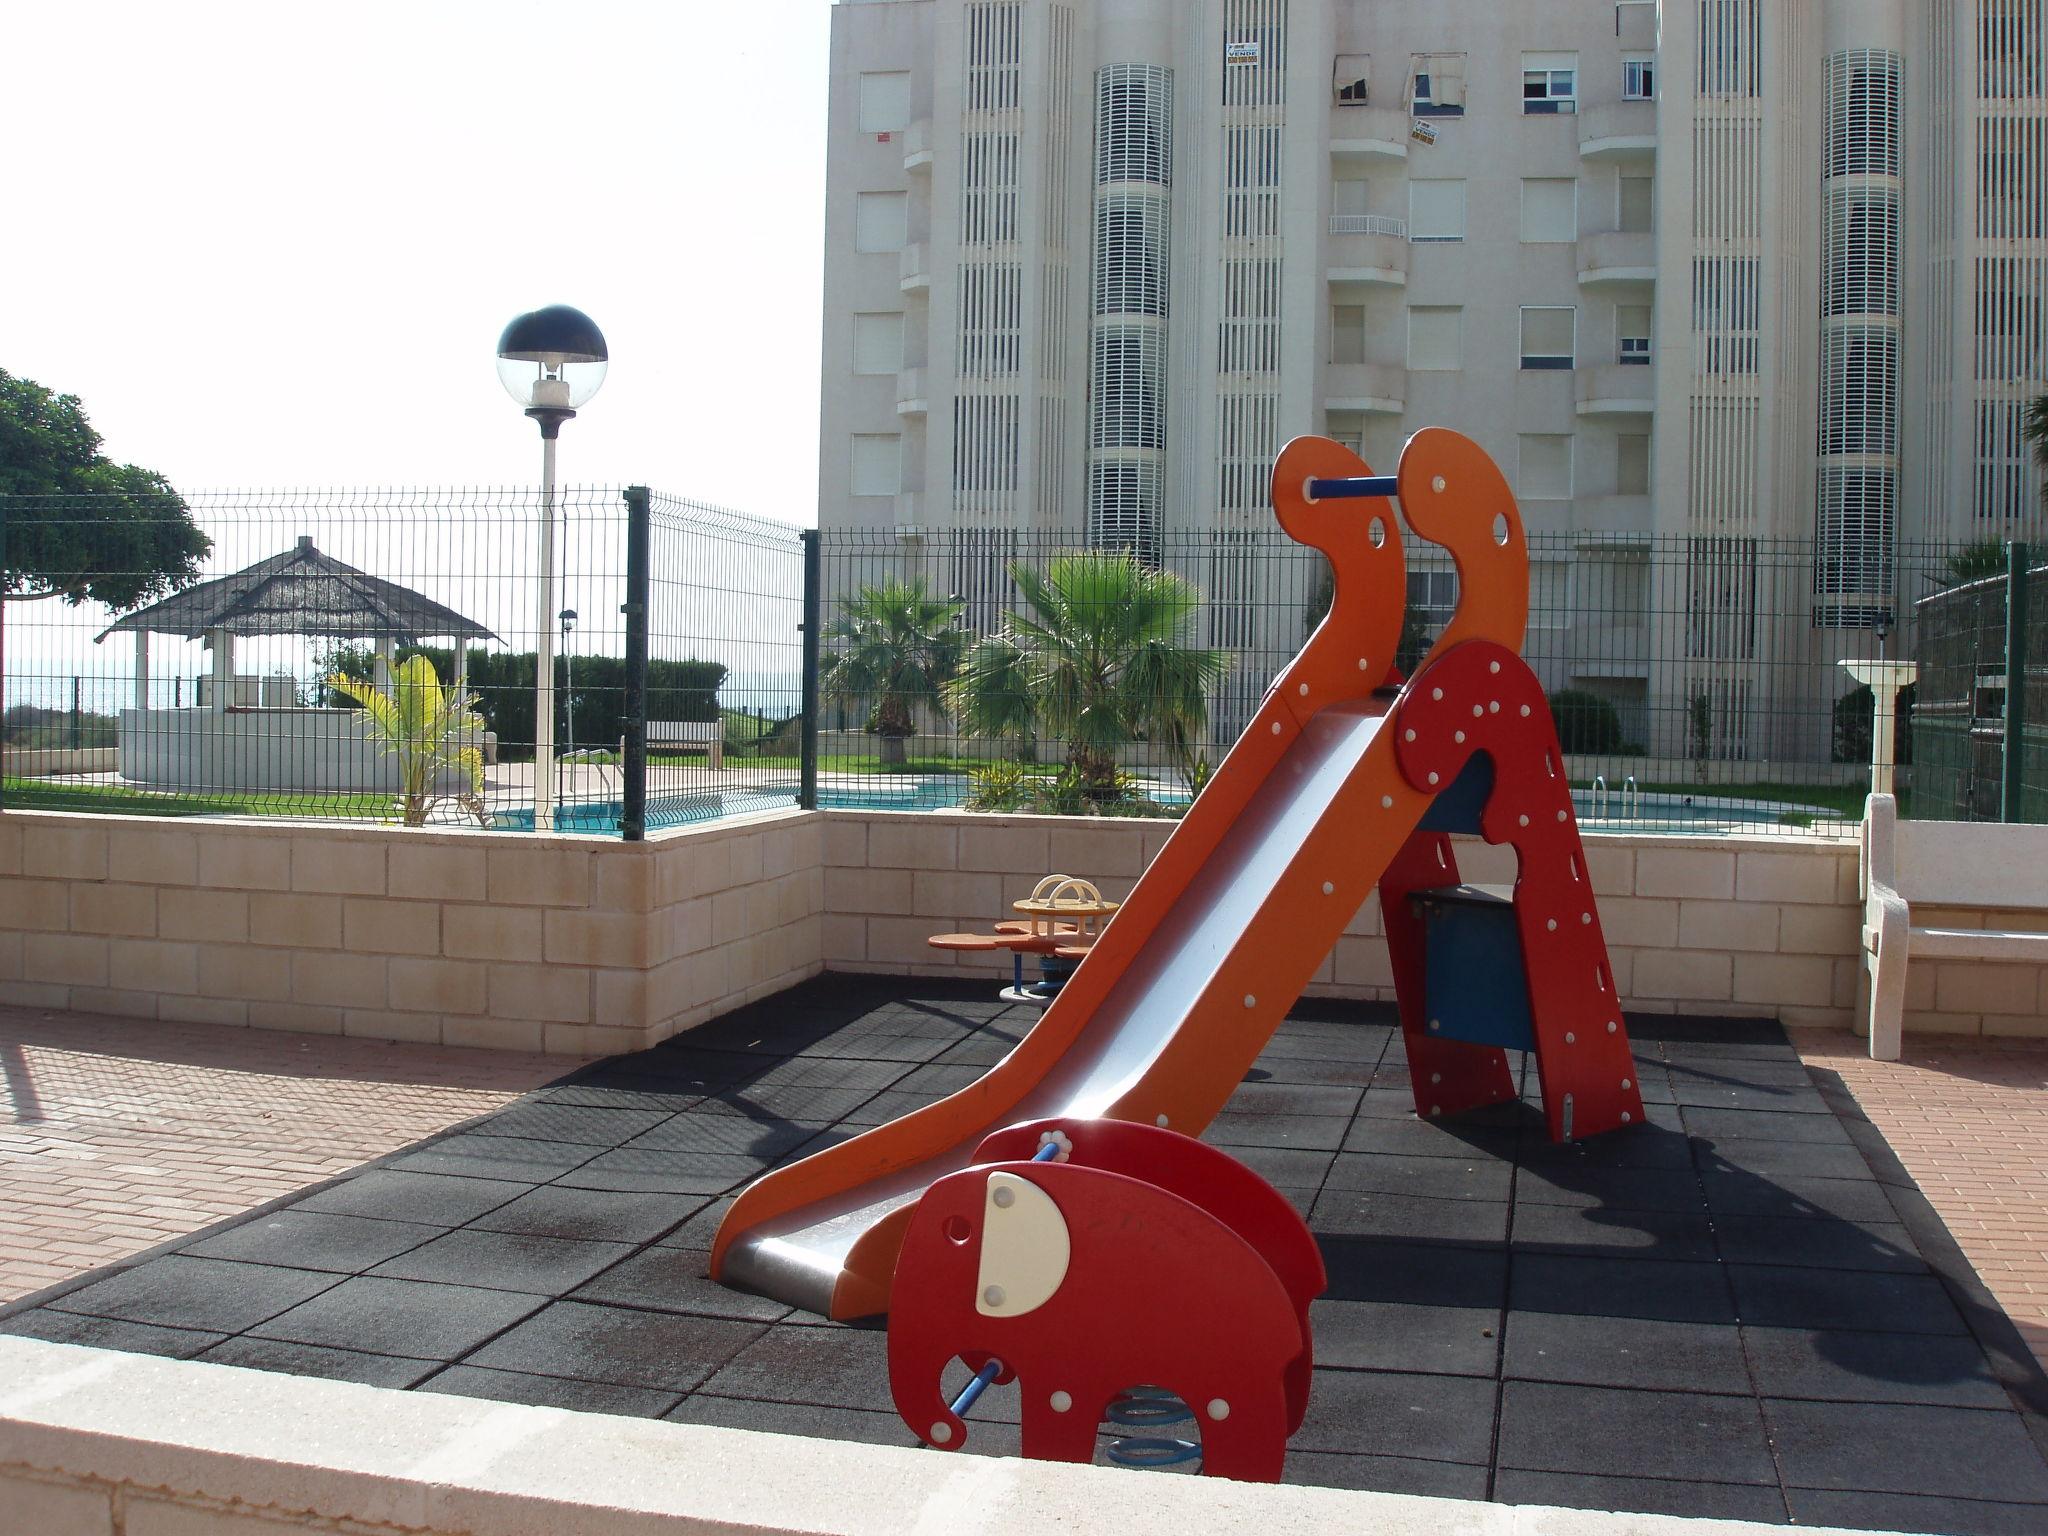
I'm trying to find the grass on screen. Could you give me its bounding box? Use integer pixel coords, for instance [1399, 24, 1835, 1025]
[2, 777, 397, 820]
[1574, 778, 1888, 821]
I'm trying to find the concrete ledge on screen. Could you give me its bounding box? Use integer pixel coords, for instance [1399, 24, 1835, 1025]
[0, 1338, 1852, 1536]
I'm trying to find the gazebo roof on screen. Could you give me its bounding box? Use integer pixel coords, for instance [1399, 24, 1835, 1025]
[97, 537, 497, 644]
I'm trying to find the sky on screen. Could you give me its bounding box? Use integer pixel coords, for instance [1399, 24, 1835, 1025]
[2, 1, 833, 523]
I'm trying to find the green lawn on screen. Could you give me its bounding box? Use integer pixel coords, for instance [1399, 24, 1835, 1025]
[1575, 778, 1887, 822]
[2, 777, 396, 820]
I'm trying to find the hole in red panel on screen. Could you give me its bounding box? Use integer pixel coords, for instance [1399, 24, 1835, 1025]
[1569, 855, 1582, 883]
[1492, 513, 1510, 546]
[944, 1215, 971, 1245]
[1544, 753, 1559, 778]
[1369, 517, 1386, 547]
[1596, 964, 1609, 992]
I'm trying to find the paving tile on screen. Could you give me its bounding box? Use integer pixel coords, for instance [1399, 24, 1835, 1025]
[1205, 1111, 1350, 1152]
[369, 1230, 632, 1294]
[420, 1364, 682, 1418]
[1309, 1190, 1509, 1243]
[249, 1275, 543, 1359]
[1691, 1138, 1873, 1184]
[1510, 1202, 1719, 1263]
[1496, 1380, 1776, 1485]
[570, 1247, 792, 1322]
[1281, 1452, 1490, 1500]
[1510, 1254, 1735, 1324]
[1783, 1488, 2048, 1536]
[1321, 1152, 1511, 1203]
[1712, 1214, 1926, 1273]
[198, 1336, 439, 1387]
[466, 1102, 674, 1146]
[1742, 1326, 2013, 1408]
[0, 1308, 225, 1359]
[466, 1299, 763, 1392]
[1291, 1367, 1496, 1463]
[1308, 1299, 1500, 1377]
[386, 1133, 599, 1183]
[1765, 1398, 2048, 1502]
[180, 1211, 443, 1274]
[1728, 1264, 1968, 1335]
[1320, 1236, 1506, 1310]
[550, 1147, 766, 1197]
[698, 1321, 894, 1410]
[1512, 1164, 1706, 1214]
[1339, 1116, 1520, 1161]
[467, 1185, 690, 1244]
[1492, 1469, 1789, 1524]
[1695, 1168, 1901, 1223]
[1503, 1313, 1750, 1394]
[292, 1170, 533, 1227]
[1681, 1106, 1853, 1145]
[49, 1256, 339, 1334]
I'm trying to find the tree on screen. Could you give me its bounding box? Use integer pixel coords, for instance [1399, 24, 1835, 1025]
[947, 550, 1227, 794]
[1549, 689, 1625, 755]
[0, 369, 211, 609]
[1301, 560, 1432, 674]
[819, 577, 966, 766]
[327, 654, 485, 827]
[1943, 537, 2009, 586]
[2027, 391, 2048, 511]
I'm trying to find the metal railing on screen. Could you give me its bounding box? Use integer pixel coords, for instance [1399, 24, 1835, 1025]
[1329, 213, 1408, 237]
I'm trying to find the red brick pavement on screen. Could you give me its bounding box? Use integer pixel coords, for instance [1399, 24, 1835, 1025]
[1794, 1029, 2048, 1372]
[0, 1007, 576, 1304]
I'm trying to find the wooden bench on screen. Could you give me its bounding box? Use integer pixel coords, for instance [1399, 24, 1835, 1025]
[1861, 792, 2048, 1058]
[634, 721, 723, 771]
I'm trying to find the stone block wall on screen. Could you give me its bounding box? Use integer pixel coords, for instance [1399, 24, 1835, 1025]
[1896, 903, 2048, 1039]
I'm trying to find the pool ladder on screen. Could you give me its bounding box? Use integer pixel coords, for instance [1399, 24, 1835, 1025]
[1589, 775, 1641, 821]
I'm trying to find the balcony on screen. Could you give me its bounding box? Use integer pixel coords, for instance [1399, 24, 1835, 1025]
[1567, 620, 1652, 675]
[902, 118, 933, 174]
[1323, 362, 1406, 415]
[1578, 99, 1657, 160]
[1329, 108, 1411, 164]
[899, 243, 929, 294]
[895, 367, 927, 417]
[1327, 222, 1409, 289]
[1574, 495, 1654, 536]
[1576, 229, 1656, 287]
[1575, 365, 1655, 417]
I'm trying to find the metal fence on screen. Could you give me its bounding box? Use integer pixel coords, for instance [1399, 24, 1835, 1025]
[0, 484, 2009, 839]
[1913, 548, 2047, 822]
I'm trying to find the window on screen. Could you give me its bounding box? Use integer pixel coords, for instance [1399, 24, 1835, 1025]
[1409, 179, 1466, 241]
[1521, 178, 1577, 243]
[1623, 56, 1656, 99]
[1619, 174, 1655, 233]
[1518, 434, 1573, 499]
[1618, 304, 1652, 364]
[1408, 568, 1459, 626]
[1523, 52, 1578, 114]
[852, 313, 904, 375]
[1330, 305, 1366, 365]
[854, 191, 908, 252]
[1521, 306, 1576, 369]
[1332, 177, 1370, 218]
[1408, 306, 1462, 370]
[858, 71, 912, 133]
[1333, 53, 1369, 104]
[1617, 433, 1651, 494]
[1411, 53, 1467, 116]
[850, 434, 901, 497]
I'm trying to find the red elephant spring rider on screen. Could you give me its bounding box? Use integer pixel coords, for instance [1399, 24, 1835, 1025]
[886, 1117, 1324, 1482]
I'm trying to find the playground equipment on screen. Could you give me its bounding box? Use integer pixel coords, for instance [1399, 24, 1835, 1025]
[713, 428, 1646, 1321]
[888, 1117, 1322, 1480]
[926, 875, 1120, 1004]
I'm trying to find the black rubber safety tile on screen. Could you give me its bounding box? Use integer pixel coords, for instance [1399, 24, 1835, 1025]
[1512, 1164, 1707, 1214]
[1292, 1367, 1496, 1464]
[1224, 1145, 1336, 1192]
[886, 1062, 990, 1097]
[1668, 1079, 1833, 1114]
[465, 1102, 674, 1146]
[1509, 1253, 1735, 1325]
[652, 1200, 731, 1251]
[1712, 1214, 1927, 1273]
[622, 1112, 826, 1161]
[1691, 1138, 1874, 1184]
[1309, 1299, 1501, 1377]
[1665, 1053, 1817, 1084]
[1503, 1312, 1751, 1395]
[385, 1133, 599, 1184]
[0, 1309, 225, 1359]
[1492, 1469, 1789, 1525]
[1727, 1264, 1969, 1335]
[198, 1336, 439, 1388]
[1339, 1115, 1521, 1161]
[1681, 1106, 1854, 1145]
[698, 1321, 896, 1411]
[1517, 1126, 1695, 1171]
[1321, 1151, 1511, 1203]
[1245, 1055, 1378, 1089]
[932, 1032, 1025, 1067]
[1320, 1236, 1507, 1310]
[291, 1169, 532, 1227]
[465, 1300, 764, 1393]
[249, 1276, 543, 1359]
[180, 1211, 443, 1275]
[1784, 1487, 2048, 1536]
[1352, 1085, 1433, 1119]
[550, 1147, 767, 1197]
[1741, 1327, 2014, 1408]
[369, 1230, 633, 1295]
[48, 1256, 339, 1335]
[713, 1056, 910, 1096]
[419, 1364, 682, 1419]
[467, 1185, 690, 1245]
[532, 1082, 703, 1112]
[574, 1047, 760, 1091]
[798, 1032, 959, 1064]
[1764, 1398, 2048, 1503]
[569, 1247, 793, 1323]
[1696, 1168, 1902, 1223]
[1496, 1380, 1777, 1485]
[1281, 1452, 1490, 1501]
[1223, 1082, 1365, 1118]
[1204, 1111, 1351, 1152]
[836, 1089, 949, 1128]
[696, 1084, 894, 1124]
[666, 1393, 1010, 1454]
[1509, 1202, 1720, 1264]
[1309, 1190, 1509, 1243]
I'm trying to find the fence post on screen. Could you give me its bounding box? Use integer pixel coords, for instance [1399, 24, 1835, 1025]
[621, 486, 650, 842]
[2003, 540, 2029, 823]
[0, 497, 7, 811]
[799, 528, 821, 811]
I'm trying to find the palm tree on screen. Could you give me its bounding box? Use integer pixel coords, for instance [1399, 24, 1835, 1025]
[947, 550, 1227, 795]
[327, 654, 485, 826]
[819, 577, 965, 767]
[2027, 391, 2048, 511]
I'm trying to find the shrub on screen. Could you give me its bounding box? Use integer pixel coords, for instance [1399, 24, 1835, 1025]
[1548, 689, 1624, 755]
[1833, 683, 1915, 766]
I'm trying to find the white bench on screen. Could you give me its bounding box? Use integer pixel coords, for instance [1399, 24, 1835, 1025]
[1861, 792, 2048, 1059]
[635, 721, 724, 771]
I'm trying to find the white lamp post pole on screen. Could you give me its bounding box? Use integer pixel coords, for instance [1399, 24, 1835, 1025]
[535, 433, 560, 832]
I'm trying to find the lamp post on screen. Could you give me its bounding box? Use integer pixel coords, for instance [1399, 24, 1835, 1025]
[559, 607, 578, 805]
[498, 305, 607, 832]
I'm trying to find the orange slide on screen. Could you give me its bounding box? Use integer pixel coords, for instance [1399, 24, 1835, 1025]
[712, 429, 1531, 1319]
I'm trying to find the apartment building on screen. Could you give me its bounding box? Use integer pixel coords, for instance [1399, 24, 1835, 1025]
[818, 0, 2048, 754]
